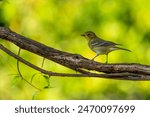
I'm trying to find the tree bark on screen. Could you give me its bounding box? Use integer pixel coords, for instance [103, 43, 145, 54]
[0, 27, 150, 80]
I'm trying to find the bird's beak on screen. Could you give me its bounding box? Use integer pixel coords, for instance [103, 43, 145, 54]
[81, 34, 85, 36]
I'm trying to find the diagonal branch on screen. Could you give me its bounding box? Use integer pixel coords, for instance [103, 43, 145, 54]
[0, 26, 150, 80]
[0, 44, 149, 80]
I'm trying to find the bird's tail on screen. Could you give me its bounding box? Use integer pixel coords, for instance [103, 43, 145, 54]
[116, 47, 131, 52]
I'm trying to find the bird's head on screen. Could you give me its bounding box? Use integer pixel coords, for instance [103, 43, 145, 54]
[81, 31, 97, 40]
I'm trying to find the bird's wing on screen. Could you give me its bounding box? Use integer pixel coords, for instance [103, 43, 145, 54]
[90, 38, 121, 47]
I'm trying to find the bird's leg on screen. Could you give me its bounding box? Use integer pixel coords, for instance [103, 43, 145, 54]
[106, 54, 108, 64]
[91, 54, 99, 61]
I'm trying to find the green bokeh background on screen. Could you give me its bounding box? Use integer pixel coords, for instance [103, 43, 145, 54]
[0, 0, 150, 99]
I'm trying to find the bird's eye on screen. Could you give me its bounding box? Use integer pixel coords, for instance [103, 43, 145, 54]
[87, 33, 91, 36]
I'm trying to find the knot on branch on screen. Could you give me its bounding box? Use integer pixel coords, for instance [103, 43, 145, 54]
[72, 54, 82, 59]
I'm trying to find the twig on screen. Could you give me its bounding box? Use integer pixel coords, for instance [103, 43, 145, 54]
[17, 48, 42, 91]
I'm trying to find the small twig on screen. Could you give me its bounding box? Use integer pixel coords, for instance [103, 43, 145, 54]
[17, 48, 23, 79]
[17, 48, 42, 91]
[41, 57, 45, 68]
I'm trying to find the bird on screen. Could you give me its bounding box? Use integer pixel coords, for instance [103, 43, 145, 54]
[81, 31, 131, 63]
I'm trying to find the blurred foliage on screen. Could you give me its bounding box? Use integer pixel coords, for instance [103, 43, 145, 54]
[0, 0, 150, 99]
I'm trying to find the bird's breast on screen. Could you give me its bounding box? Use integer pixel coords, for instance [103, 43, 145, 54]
[88, 43, 104, 54]
[88, 41, 117, 55]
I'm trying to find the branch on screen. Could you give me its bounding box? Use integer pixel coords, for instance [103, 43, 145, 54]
[0, 27, 150, 80]
[0, 44, 149, 80]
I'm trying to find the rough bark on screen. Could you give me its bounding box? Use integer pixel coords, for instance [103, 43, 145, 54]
[0, 27, 150, 80]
